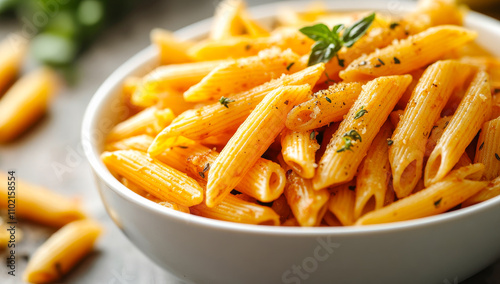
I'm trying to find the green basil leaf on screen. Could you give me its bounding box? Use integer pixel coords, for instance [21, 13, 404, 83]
[342, 13, 375, 47]
[299, 23, 332, 41]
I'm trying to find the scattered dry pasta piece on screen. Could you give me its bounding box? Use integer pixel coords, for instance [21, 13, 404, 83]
[23, 219, 102, 284]
[0, 68, 59, 142]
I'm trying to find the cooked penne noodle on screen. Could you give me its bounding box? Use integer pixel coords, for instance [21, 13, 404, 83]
[148, 63, 324, 155]
[281, 128, 319, 179]
[206, 85, 311, 207]
[492, 94, 500, 120]
[0, 173, 86, 227]
[150, 28, 194, 65]
[271, 194, 292, 224]
[286, 82, 362, 131]
[184, 48, 300, 102]
[474, 117, 500, 180]
[355, 121, 393, 219]
[132, 59, 226, 107]
[389, 109, 404, 128]
[425, 71, 492, 185]
[462, 176, 500, 207]
[106, 106, 174, 142]
[322, 211, 343, 227]
[122, 76, 144, 115]
[190, 194, 280, 225]
[313, 75, 411, 190]
[283, 169, 329, 227]
[158, 200, 191, 214]
[101, 150, 204, 207]
[0, 68, 59, 142]
[396, 68, 425, 109]
[23, 219, 102, 284]
[340, 26, 477, 82]
[109, 135, 285, 203]
[239, 11, 270, 37]
[356, 164, 488, 225]
[424, 116, 452, 158]
[328, 181, 357, 226]
[210, 0, 245, 40]
[0, 35, 28, 94]
[188, 28, 313, 61]
[390, 60, 476, 198]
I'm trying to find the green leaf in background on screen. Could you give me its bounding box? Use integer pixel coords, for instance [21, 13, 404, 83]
[342, 13, 376, 47]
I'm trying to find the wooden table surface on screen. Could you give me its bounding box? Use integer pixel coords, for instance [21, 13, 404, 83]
[1, 1, 500, 283]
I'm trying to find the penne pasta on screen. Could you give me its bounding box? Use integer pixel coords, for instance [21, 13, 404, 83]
[356, 164, 488, 225]
[462, 176, 500, 207]
[0, 68, 59, 142]
[23, 219, 102, 284]
[281, 128, 319, 179]
[183, 48, 300, 102]
[0, 173, 86, 227]
[150, 28, 194, 65]
[424, 116, 452, 158]
[286, 82, 362, 131]
[474, 117, 500, 180]
[132, 59, 226, 107]
[190, 194, 280, 225]
[328, 181, 357, 226]
[313, 75, 411, 190]
[206, 85, 311, 207]
[270, 194, 292, 224]
[425, 71, 492, 185]
[0, 35, 28, 94]
[340, 26, 477, 82]
[210, 0, 245, 40]
[148, 63, 324, 155]
[389, 60, 476, 198]
[101, 150, 204, 207]
[354, 121, 393, 219]
[106, 106, 174, 142]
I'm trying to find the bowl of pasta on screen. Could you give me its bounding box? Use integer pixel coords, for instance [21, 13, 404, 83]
[82, 0, 500, 283]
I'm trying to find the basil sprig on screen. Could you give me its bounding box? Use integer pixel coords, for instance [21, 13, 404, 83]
[300, 13, 376, 66]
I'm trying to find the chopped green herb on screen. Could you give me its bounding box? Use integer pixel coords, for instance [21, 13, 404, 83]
[377, 58, 385, 65]
[495, 153, 500, 161]
[394, 57, 400, 64]
[325, 96, 332, 103]
[198, 171, 206, 179]
[324, 71, 335, 84]
[286, 62, 295, 71]
[479, 142, 484, 151]
[354, 106, 368, 119]
[336, 129, 362, 153]
[219, 96, 235, 108]
[336, 54, 345, 67]
[177, 145, 188, 149]
[374, 64, 381, 68]
[387, 139, 394, 146]
[434, 198, 442, 208]
[310, 131, 316, 140]
[389, 22, 400, 29]
[203, 163, 210, 173]
[299, 13, 376, 66]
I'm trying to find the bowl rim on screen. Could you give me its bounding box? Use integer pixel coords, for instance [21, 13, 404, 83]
[82, 0, 500, 236]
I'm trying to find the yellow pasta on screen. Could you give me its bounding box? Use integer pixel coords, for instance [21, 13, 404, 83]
[184, 48, 300, 102]
[425, 71, 492, 185]
[424, 116, 452, 158]
[286, 82, 362, 131]
[462, 176, 500, 207]
[150, 28, 194, 65]
[0, 173, 86, 227]
[148, 63, 324, 155]
[23, 219, 102, 284]
[190, 194, 280, 225]
[106, 106, 174, 142]
[0, 68, 59, 142]
[281, 128, 319, 179]
[0, 35, 28, 94]
[313, 75, 411, 190]
[239, 11, 270, 37]
[210, 0, 245, 40]
[340, 26, 477, 82]
[188, 28, 313, 61]
[101, 150, 204, 207]
[389, 60, 476, 198]
[328, 181, 357, 226]
[354, 121, 393, 219]
[132, 59, 226, 107]
[356, 164, 488, 225]
[474, 117, 500, 180]
[206, 85, 311, 207]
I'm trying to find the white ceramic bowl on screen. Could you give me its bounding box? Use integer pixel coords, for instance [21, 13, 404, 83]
[82, 2, 500, 283]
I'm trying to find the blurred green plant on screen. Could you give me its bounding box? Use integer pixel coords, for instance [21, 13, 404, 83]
[0, 0, 149, 67]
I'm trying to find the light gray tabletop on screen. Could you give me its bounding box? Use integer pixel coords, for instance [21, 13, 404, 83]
[0, 1, 499, 283]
